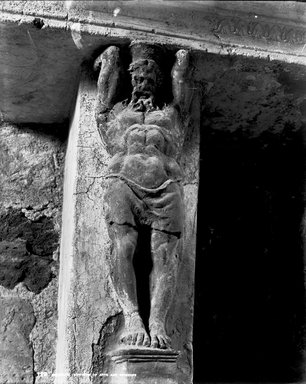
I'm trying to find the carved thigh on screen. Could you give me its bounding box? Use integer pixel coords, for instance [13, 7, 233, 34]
[148, 183, 184, 236]
[103, 178, 144, 227]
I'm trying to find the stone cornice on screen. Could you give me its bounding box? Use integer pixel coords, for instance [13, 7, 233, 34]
[211, 15, 306, 45]
[1, 1, 306, 60]
[1, 1, 306, 124]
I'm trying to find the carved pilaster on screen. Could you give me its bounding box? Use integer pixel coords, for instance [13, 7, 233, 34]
[55, 42, 201, 384]
[91, 41, 200, 383]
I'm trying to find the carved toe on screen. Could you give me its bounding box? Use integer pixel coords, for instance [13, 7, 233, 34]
[136, 332, 144, 346]
[151, 336, 159, 349]
[143, 333, 151, 347]
[158, 336, 167, 349]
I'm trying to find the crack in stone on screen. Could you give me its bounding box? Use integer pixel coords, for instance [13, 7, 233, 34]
[30, 311, 37, 384]
[74, 175, 106, 202]
[1, 308, 15, 335]
[91, 313, 123, 382]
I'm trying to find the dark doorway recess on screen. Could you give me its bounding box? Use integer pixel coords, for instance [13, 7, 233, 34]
[193, 127, 305, 383]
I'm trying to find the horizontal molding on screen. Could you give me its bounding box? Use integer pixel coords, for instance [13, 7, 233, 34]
[211, 16, 306, 45]
[1, 3, 306, 64]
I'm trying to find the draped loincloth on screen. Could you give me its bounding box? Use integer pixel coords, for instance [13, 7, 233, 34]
[103, 175, 184, 237]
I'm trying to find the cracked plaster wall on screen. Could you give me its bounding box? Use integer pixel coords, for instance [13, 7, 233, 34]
[0, 123, 66, 383]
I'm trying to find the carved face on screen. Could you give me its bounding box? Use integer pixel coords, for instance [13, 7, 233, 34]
[131, 68, 157, 97]
[130, 60, 160, 98]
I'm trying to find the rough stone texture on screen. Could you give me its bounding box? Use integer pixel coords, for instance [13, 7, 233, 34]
[31, 278, 59, 383]
[0, 296, 35, 383]
[0, 211, 57, 293]
[0, 123, 66, 383]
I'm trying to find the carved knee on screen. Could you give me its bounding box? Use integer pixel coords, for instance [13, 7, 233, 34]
[117, 233, 137, 260]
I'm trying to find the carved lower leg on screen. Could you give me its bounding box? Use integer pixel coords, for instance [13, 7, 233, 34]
[108, 224, 138, 314]
[149, 230, 180, 349]
[108, 223, 150, 346]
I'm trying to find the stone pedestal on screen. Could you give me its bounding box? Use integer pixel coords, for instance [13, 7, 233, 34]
[106, 348, 179, 384]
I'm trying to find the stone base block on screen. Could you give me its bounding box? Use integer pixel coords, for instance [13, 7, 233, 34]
[106, 347, 179, 384]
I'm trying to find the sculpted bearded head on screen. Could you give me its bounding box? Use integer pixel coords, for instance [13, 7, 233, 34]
[129, 42, 164, 111]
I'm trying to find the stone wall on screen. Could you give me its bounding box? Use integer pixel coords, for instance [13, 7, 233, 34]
[0, 123, 66, 383]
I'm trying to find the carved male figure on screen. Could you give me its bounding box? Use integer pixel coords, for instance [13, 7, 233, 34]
[95, 43, 192, 349]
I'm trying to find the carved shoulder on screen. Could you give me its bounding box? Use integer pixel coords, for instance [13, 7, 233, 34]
[97, 114, 127, 156]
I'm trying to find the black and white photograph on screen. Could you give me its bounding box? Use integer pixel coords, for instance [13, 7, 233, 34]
[0, 1, 305, 384]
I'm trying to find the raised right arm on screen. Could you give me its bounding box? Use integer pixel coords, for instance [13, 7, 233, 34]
[94, 46, 122, 124]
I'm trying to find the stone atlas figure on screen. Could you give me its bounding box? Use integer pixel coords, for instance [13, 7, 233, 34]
[95, 42, 193, 350]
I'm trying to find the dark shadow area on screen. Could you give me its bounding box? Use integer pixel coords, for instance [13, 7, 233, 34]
[16, 121, 70, 142]
[194, 127, 305, 382]
[133, 225, 153, 331]
[0, 208, 58, 293]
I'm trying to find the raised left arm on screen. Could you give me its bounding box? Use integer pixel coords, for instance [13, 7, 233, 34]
[94, 46, 123, 124]
[171, 49, 193, 115]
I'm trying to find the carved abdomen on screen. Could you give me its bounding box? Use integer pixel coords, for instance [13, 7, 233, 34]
[119, 154, 167, 188]
[106, 123, 181, 189]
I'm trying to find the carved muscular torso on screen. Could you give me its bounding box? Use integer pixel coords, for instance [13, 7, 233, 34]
[103, 105, 183, 189]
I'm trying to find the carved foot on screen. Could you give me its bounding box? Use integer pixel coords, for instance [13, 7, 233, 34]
[121, 312, 150, 347]
[149, 321, 171, 349]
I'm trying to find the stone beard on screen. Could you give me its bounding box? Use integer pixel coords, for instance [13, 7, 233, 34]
[128, 58, 163, 112]
[95, 43, 191, 350]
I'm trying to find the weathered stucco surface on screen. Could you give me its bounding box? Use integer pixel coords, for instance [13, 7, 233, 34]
[0, 124, 66, 383]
